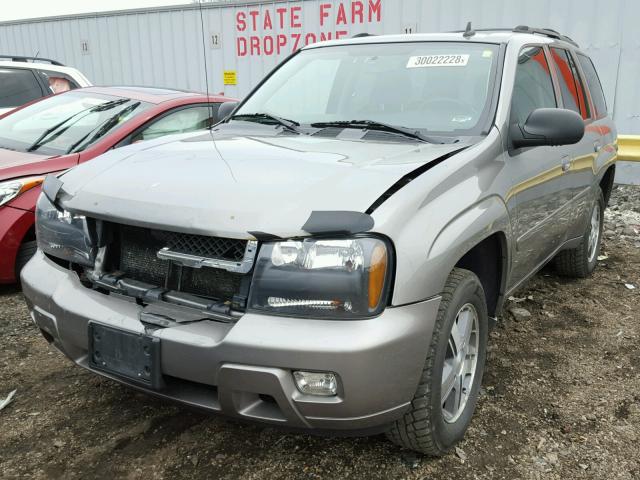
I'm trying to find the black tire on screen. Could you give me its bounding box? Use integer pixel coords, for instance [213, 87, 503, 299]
[15, 240, 37, 281]
[554, 189, 604, 278]
[386, 268, 488, 456]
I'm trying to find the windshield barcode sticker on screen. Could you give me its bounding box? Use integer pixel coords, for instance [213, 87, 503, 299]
[406, 54, 469, 68]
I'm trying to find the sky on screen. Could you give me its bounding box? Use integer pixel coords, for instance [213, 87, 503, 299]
[0, 0, 189, 22]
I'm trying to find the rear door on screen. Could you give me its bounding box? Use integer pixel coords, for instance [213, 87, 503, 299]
[0, 68, 45, 110]
[548, 46, 597, 239]
[575, 53, 617, 192]
[506, 45, 567, 288]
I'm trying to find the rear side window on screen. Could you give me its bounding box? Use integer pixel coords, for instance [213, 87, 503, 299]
[511, 47, 557, 125]
[37, 70, 81, 94]
[550, 48, 590, 119]
[0, 68, 43, 108]
[577, 54, 607, 118]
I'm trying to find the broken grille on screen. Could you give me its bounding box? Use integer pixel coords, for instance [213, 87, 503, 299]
[154, 230, 247, 262]
[114, 224, 249, 301]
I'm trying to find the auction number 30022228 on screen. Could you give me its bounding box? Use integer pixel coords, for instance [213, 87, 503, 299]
[406, 54, 470, 68]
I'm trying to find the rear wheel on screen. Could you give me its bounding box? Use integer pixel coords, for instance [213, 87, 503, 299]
[555, 190, 604, 278]
[386, 268, 488, 455]
[15, 240, 37, 281]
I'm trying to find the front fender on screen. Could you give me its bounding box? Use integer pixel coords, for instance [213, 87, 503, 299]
[372, 129, 512, 306]
[428, 195, 510, 263]
[393, 195, 511, 306]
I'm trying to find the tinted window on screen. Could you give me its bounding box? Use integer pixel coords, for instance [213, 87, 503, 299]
[0, 68, 43, 108]
[550, 48, 590, 119]
[132, 105, 219, 142]
[236, 42, 500, 134]
[511, 47, 557, 125]
[577, 54, 607, 118]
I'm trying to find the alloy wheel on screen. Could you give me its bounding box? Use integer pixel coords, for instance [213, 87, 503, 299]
[441, 303, 479, 423]
[587, 202, 601, 263]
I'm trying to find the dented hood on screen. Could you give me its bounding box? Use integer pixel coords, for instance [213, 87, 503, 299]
[59, 129, 467, 239]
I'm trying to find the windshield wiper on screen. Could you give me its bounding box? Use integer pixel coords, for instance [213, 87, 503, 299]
[66, 102, 141, 153]
[310, 120, 441, 143]
[27, 98, 130, 152]
[229, 112, 300, 133]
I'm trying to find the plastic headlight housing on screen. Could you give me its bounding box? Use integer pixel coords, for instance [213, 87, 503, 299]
[248, 237, 391, 318]
[35, 193, 96, 267]
[0, 176, 44, 207]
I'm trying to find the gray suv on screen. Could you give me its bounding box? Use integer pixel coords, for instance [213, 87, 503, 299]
[21, 26, 617, 455]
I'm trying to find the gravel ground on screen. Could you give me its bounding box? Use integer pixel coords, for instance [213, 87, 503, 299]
[1, 186, 639, 480]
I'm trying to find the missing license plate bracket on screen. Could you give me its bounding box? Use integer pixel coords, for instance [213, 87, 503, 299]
[88, 323, 163, 389]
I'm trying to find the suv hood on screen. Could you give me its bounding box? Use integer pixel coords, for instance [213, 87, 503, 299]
[60, 129, 468, 239]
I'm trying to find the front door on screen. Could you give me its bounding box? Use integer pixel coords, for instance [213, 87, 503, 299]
[506, 45, 568, 289]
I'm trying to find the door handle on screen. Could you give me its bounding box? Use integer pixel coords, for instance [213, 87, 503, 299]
[594, 141, 602, 153]
[561, 156, 571, 172]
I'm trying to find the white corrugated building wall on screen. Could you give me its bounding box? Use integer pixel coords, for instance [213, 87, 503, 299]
[1, 0, 639, 179]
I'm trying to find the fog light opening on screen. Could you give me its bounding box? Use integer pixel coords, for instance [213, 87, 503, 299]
[293, 371, 338, 396]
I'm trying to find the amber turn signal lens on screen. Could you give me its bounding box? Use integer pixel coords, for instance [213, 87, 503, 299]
[368, 243, 388, 310]
[18, 177, 45, 195]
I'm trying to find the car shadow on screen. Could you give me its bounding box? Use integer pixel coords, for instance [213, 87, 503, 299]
[0, 283, 20, 297]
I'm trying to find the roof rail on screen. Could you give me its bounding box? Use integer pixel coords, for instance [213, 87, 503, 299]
[512, 25, 579, 47]
[0, 55, 64, 66]
[449, 25, 579, 48]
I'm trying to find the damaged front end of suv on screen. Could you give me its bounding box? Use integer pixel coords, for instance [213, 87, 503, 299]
[21, 35, 504, 455]
[22, 29, 615, 455]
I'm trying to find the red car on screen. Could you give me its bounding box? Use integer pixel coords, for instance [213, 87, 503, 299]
[0, 86, 233, 283]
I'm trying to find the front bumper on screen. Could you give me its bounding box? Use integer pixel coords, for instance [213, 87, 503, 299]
[0, 205, 34, 283]
[22, 251, 440, 432]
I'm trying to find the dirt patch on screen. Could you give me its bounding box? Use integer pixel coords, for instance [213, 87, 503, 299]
[1, 191, 639, 479]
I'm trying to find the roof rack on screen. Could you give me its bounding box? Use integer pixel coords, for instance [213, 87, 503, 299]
[450, 24, 579, 48]
[0, 55, 64, 66]
[512, 25, 579, 47]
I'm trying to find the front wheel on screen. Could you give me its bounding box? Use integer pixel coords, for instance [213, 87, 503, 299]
[386, 268, 488, 455]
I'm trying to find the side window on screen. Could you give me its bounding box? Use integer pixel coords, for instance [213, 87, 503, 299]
[549, 48, 590, 119]
[577, 54, 607, 118]
[38, 70, 80, 94]
[131, 105, 219, 143]
[511, 47, 557, 125]
[0, 68, 44, 108]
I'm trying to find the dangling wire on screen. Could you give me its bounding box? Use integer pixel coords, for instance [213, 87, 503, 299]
[197, 0, 215, 128]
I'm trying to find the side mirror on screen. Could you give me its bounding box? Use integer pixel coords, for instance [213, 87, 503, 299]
[217, 101, 239, 122]
[510, 108, 584, 149]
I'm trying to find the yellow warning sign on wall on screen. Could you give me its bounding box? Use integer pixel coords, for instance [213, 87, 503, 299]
[223, 70, 237, 85]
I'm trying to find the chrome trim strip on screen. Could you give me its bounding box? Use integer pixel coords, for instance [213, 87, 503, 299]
[156, 240, 258, 274]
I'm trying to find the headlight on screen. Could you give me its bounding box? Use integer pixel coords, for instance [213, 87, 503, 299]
[35, 193, 96, 267]
[0, 176, 44, 206]
[248, 237, 392, 319]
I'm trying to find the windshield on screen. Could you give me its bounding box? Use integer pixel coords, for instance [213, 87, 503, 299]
[235, 42, 500, 135]
[0, 91, 151, 155]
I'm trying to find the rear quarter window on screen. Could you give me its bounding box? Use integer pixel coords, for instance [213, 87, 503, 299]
[37, 70, 81, 93]
[577, 54, 607, 118]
